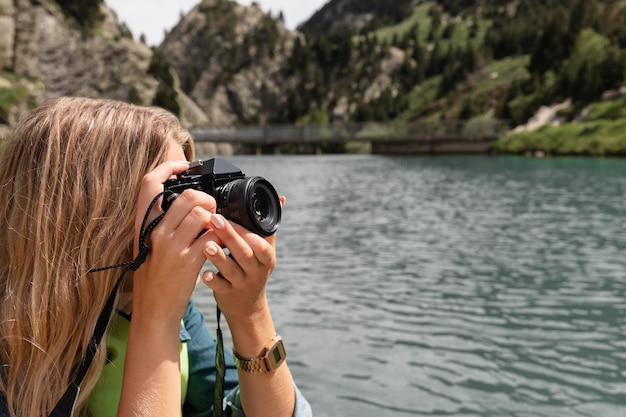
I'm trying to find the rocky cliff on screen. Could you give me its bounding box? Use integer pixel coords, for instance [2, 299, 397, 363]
[160, 0, 301, 126]
[0, 0, 208, 132]
[0, 0, 435, 134]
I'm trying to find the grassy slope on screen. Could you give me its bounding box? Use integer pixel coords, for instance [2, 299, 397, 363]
[372, 2, 625, 157]
[370, 2, 531, 122]
[375, 3, 433, 43]
[494, 97, 626, 157]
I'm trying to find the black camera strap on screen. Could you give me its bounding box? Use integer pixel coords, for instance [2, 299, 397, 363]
[49, 193, 164, 417]
[213, 306, 225, 417]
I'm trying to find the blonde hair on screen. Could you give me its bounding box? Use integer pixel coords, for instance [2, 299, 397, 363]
[0, 97, 194, 417]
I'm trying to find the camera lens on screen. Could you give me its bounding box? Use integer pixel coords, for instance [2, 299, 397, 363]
[215, 177, 281, 236]
[252, 191, 269, 222]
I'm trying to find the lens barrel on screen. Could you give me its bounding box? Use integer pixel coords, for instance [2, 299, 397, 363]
[215, 176, 281, 237]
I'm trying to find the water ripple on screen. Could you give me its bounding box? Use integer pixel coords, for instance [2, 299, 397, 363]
[193, 155, 626, 417]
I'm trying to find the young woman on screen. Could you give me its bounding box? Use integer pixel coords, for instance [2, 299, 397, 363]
[0, 97, 311, 417]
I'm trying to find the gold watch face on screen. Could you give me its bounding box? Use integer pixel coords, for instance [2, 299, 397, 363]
[264, 338, 286, 370]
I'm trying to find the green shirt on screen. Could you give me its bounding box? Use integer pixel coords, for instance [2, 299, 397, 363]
[88, 301, 239, 417]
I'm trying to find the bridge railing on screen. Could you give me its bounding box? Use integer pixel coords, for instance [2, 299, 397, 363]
[189, 120, 510, 143]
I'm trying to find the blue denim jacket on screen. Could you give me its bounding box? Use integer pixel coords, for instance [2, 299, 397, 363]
[182, 300, 312, 416]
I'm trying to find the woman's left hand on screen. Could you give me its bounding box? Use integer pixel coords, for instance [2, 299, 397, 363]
[201, 197, 296, 417]
[201, 196, 285, 322]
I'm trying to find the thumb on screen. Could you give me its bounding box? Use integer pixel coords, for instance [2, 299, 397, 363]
[135, 160, 189, 244]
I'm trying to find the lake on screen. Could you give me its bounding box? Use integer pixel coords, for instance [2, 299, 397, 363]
[192, 154, 626, 417]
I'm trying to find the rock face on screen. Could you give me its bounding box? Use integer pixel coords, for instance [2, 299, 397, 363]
[0, 0, 15, 71]
[0, 0, 207, 129]
[160, 0, 301, 127]
[0, 0, 422, 134]
[13, 2, 151, 101]
[0, 0, 304, 132]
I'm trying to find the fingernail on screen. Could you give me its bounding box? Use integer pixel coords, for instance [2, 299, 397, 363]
[204, 272, 215, 282]
[206, 242, 218, 256]
[211, 214, 225, 230]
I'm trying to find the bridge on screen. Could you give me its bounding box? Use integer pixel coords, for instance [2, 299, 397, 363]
[189, 120, 510, 155]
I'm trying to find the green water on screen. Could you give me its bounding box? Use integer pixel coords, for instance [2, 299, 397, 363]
[194, 155, 626, 416]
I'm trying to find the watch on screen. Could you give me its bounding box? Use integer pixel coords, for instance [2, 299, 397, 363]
[233, 334, 287, 373]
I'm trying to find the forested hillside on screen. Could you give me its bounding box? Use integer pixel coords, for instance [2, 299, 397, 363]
[276, 0, 626, 128]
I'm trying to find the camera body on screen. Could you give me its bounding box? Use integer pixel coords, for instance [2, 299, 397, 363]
[163, 158, 281, 236]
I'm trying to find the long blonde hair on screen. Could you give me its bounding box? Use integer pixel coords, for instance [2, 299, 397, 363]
[0, 97, 194, 417]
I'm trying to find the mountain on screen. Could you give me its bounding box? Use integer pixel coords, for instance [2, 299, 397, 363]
[298, 0, 417, 33]
[158, 0, 626, 129]
[0, 0, 207, 132]
[160, 0, 301, 126]
[2, 0, 626, 153]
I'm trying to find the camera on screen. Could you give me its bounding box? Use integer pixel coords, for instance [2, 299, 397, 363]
[163, 158, 281, 237]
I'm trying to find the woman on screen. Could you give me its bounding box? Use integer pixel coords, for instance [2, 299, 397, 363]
[0, 97, 311, 417]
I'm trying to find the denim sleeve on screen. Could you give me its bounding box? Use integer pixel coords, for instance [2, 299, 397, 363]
[183, 299, 312, 417]
[183, 300, 239, 417]
[224, 384, 313, 417]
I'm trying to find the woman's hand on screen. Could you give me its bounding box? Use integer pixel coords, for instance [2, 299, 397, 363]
[201, 211, 278, 321]
[201, 197, 296, 417]
[132, 160, 219, 325]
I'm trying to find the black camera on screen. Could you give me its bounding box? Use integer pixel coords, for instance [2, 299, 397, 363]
[163, 158, 281, 237]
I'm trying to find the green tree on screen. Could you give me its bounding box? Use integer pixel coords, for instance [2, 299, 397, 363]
[152, 82, 180, 117]
[559, 29, 625, 101]
[148, 50, 174, 87]
[147, 50, 180, 116]
[569, 0, 600, 34]
[528, 13, 574, 74]
[128, 86, 142, 105]
[56, 0, 104, 28]
[253, 14, 281, 58]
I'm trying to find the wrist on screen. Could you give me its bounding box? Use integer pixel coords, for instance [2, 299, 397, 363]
[225, 302, 277, 358]
[130, 297, 184, 334]
[126, 312, 181, 362]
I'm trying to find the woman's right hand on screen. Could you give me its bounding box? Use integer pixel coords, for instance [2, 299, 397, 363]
[131, 160, 218, 326]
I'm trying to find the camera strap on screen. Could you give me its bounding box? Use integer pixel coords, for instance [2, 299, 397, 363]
[213, 307, 225, 417]
[49, 193, 165, 417]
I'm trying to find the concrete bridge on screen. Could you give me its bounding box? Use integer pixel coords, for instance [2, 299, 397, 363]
[190, 120, 510, 155]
